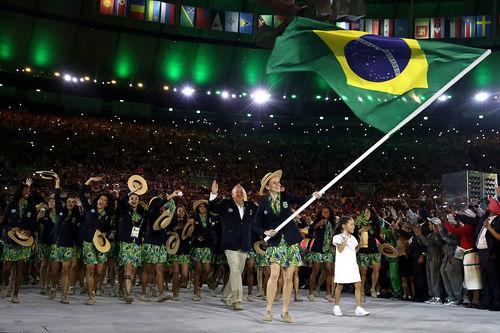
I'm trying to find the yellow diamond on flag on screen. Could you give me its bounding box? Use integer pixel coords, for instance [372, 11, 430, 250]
[103, 0, 112, 8]
[240, 18, 250, 28]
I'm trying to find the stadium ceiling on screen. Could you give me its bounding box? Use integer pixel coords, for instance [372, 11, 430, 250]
[0, 0, 498, 96]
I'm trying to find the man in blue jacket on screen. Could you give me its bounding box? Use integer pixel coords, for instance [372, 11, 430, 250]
[208, 180, 255, 311]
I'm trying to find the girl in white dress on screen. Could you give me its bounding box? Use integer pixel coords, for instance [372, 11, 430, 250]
[332, 216, 370, 317]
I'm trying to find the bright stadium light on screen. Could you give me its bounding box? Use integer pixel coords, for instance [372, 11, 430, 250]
[252, 89, 270, 104]
[438, 95, 448, 102]
[475, 92, 489, 102]
[64, 74, 71, 81]
[182, 86, 195, 97]
[221, 91, 229, 99]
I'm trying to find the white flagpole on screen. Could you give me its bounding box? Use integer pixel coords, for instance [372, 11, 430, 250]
[264, 49, 491, 242]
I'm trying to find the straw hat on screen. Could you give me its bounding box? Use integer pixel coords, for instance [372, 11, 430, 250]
[193, 199, 208, 212]
[92, 229, 111, 253]
[378, 243, 399, 259]
[259, 170, 282, 195]
[34, 170, 57, 180]
[153, 209, 173, 231]
[181, 219, 195, 240]
[7, 227, 34, 247]
[253, 240, 268, 255]
[165, 232, 180, 255]
[127, 175, 148, 196]
[36, 203, 48, 212]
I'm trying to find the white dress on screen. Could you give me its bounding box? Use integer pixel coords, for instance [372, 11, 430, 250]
[333, 233, 361, 284]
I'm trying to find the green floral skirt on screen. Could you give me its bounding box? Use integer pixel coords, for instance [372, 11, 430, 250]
[357, 253, 382, 268]
[171, 254, 190, 265]
[82, 241, 108, 265]
[191, 247, 212, 264]
[142, 243, 168, 265]
[119, 242, 142, 267]
[306, 251, 335, 263]
[50, 245, 74, 263]
[266, 237, 302, 268]
[2, 244, 32, 262]
[37, 243, 52, 260]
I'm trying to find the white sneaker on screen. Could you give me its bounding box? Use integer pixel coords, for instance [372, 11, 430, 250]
[333, 305, 343, 316]
[355, 306, 370, 316]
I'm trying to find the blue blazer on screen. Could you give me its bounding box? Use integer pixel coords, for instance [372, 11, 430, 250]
[209, 197, 256, 252]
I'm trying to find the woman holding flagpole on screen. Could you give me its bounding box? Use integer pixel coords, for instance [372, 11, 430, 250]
[254, 170, 322, 323]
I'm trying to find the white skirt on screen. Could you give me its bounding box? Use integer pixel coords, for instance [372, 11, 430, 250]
[463, 251, 482, 290]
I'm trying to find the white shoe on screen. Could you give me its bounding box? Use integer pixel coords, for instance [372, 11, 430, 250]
[333, 305, 343, 316]
[355, 306, 370, 316]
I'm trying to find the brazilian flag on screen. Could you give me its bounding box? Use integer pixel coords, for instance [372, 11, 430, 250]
[267, 17, 489, 133]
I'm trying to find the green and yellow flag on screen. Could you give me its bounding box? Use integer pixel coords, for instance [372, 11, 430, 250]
[267, 17, 489, 133]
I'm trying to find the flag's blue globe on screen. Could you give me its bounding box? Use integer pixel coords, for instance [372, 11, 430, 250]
[344, 35, 411, 82]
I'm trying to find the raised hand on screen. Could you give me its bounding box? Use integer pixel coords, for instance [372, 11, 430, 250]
[85, 176, 103, 185]
[211, 180, 218, 194]
[25, 177, 33, 187]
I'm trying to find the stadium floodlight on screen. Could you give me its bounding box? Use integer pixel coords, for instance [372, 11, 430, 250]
[182, 86, 195, 97]
[475, 92, 489, 102]
[64, 74, 71, 81]
[252, 89, 270, 104]
[438, 95, 448, 102]
[221, 91, 229, 99]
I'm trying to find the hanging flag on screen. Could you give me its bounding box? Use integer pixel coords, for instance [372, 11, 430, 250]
[160, 3, 175, 25]
[364, 19, 379, 35]
[358, 19, 365, 32]
[430, 17, 444, 38]
[258, 15, 273, 29]
[225, 11, 239, 33]
[475, 15, 492, 37]
[239, 13, 253, 34]
[114, 0, 127, 17]
[461, 16, 475, 38]
[415, 18, 429, 39]
[100, 0, 115, 15]
[273, 15, 285, 27]
[382, 19, 394, 37]
[196, 7, 212, 29]
[180, 5, 195, 27]
[129, 0, 146, 20]
[211, 11, 224, 31]
[267, 17, 489, 133]
[394, 19, 408, 37]
[350, 20, 361, 31]
[447, 17, 461, 38]
[336, 22, 350, 30]
[146, 1, 161, 22]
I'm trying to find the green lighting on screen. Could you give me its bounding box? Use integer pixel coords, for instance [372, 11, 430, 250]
[192, 45, 215, 84]
[291, 94, 297, 99]
[241, 49, 268, 86]
[0, 35, 13, 61]
[115, 55, 132, 79]
[367, 95, 373, 101]
[242, 92, 247, 96]
[215, 90, 221, 95]
[316, 95, 321, 99]
[420, 96, 426, 101]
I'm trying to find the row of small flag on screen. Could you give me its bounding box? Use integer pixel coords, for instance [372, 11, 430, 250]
[338, 16, 494, 39]
[99, 0, 287, 34]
